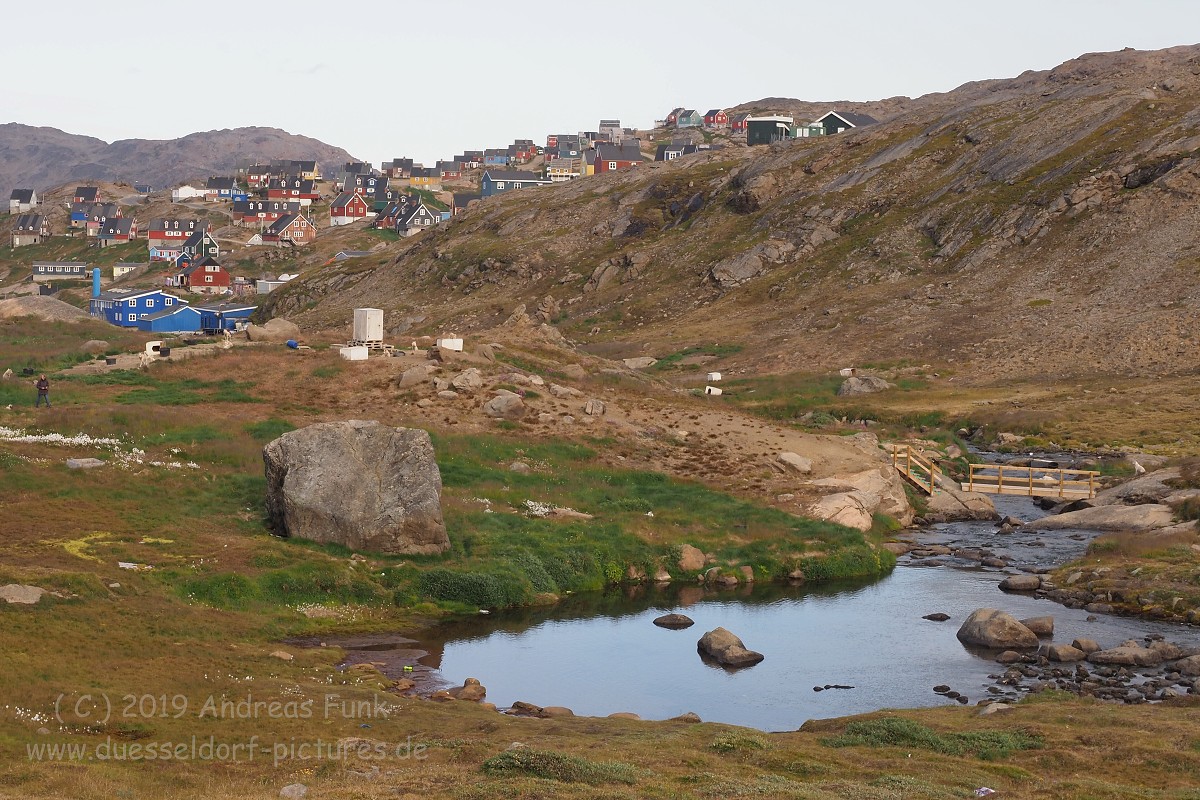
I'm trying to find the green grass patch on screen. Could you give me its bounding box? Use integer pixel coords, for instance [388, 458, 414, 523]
[482, 748, 638, 785]
[244, 418, 296, 442]
[651, 343, 744, 371]
[824, 717, 1043, 760]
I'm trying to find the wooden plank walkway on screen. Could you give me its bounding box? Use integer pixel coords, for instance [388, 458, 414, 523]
[891, 446, 938, 495]
[962, 463, 1099, 500]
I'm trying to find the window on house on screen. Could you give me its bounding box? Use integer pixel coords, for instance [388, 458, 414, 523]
[166, 298, 173, 306]
[147, 299, 154, 308]
[609, 162, 618, 170]
[128, 313, 136, 322]
[139, 314, 147, 320]
[205, 276, 213, 283]
[495, 182, 505, 189]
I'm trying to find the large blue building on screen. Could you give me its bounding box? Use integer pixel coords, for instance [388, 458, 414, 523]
[480, 170, 549, 198]
[138, 301, 256, 334]
[90, 288, 188, 327]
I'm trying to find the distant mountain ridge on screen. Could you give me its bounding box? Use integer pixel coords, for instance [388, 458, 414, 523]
[0, 125, 358, 197]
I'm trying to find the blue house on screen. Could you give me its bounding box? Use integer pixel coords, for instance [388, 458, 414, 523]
[90, 288, 187, 327]
[480, 170, 549, 198]
[483, 149, 510, 167]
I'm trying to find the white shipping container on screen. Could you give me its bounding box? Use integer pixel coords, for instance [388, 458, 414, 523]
[706, 371, 722, 382]
[353, 308, 384, 341]
[436, 337, 464, 352]
[339, 346, 369, 361]
[704, 385, 723, 396]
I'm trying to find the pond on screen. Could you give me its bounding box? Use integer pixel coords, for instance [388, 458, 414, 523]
[329, 496, 1200, 732]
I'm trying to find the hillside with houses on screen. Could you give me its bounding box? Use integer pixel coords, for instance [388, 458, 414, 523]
[1, 103, 857, 336]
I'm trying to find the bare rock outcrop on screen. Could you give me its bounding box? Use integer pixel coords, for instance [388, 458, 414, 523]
[263, 420, 449, 555]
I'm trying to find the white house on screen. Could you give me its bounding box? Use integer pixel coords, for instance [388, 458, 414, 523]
[171, 185, 206, 202]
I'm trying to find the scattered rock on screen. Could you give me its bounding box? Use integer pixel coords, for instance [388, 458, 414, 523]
[677, 544, 706, 572]
[509, 461, 530, 473]
[483, 394, 526, 420]
[279, 784, 308, 799]
[583, 398, 606, 416]
[995, 650, 1025, 664]
[0, 584, 46, 605]
[1047, 644, 1087, 662]
[778, 451, 813, 473]
[924, 485, 999, 522]
[697, 627, 765, 667]
[541, 706, 574, 718]
[451, 368, 484, 392]
[923, 613, 951, 622]
[563, 364, 586, 380]
[1089, 644, 1161, 667]
[1071, 638, 1101, 653]
[999, 575, 1042, 592]
[269, 650, 294, 662]
[398, 364, 436, 388]
[436, 390, 459, 400]
[670, 712, 702, 723]
[607, 712, 641, 720]
[263, 420, 449, 555]
[548, 383, 582, 398]
[447, 678, 487, 702]
[809, 491, 874, 531]
[622, 357, 657, 369]
[66, 458, 105, 469]
[836, 376, 893, 396]
[415, 398, 434, 408]
[81, 340, 109, 354]
[956, 609, 1039, 649]
[654, 613, 694, 629]
[1020, 616, 1054, 636]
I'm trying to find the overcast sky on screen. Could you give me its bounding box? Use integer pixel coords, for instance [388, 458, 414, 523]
[4, 1, 1198, 166]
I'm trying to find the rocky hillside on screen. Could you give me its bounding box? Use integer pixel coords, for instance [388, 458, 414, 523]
[263, 45, 1200, 383]
[0, 125, 357, 198]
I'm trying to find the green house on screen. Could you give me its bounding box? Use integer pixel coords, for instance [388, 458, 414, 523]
[745, 116, 795, 146]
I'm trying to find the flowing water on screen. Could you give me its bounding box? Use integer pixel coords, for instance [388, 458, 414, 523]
[325, 496, 1200, 731]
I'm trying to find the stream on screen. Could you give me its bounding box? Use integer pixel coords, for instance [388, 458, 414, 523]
[322, 495, 1200, 732]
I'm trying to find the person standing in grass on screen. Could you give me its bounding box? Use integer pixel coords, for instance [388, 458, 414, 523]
[34, 374, 51, 408]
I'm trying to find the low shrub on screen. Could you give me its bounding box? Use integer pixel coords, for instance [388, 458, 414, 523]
[823, 717, 1043, 760]
[482, 748, 638, 785]
[417, 567, 530, 609]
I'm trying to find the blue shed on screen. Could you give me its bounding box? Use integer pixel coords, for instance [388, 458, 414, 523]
[196, 303, 256, 333]
[139, 305, 204, 333]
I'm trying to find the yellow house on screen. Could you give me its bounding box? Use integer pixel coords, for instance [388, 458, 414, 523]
[409, 167, 442, 191]
[581, 150, 596, 177]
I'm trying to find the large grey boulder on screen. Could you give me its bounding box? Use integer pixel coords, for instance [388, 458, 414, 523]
[247, 317, 300, 343]
[263, 421, 449, 555]
[956, 609, 1039, 649]
[697, 627, 764, 667]
[1024, 504, 1176, 532]
[813, 466, 914, 526]
[709, 252, 764, 289]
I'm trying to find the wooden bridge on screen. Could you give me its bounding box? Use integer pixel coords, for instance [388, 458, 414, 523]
[963, 463, 1100, 500]
[891, 446, 939, 495]
[891, 447, 1101, 500]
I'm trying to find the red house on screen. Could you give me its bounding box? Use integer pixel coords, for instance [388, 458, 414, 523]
[262, 213, 316, 246]
[594, 143, 643, 173]
[147, 218, 207, 248]
[246, 165, 274, 188]
[232, 200, 301, 226]
[176, 257, 231, 293]
[703, 109, 729, 128]
[436, 160, 462, 180]
[664, 107, 684, 126]
[329, 192, 369, 226]
[730, 113, 750, 133]
[74, 186, 100, 204]
[267, 178, 320, 206]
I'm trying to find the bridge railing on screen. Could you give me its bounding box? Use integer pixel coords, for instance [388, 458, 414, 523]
[890, 445, 938, 495]
[964, 463, 1100, 499]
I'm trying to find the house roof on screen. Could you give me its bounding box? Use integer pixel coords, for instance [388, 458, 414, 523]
[13, 213, 46, 231]
[482, 170, 542, 182]
[816, 110, 879, 128]
[194, 302, 256, 313]
[96, 288, 180, 302]
[452, 193, 481, 209]
[730, 112, 751, 123]
[142, 305, 201, 322]
[266, 213, 309, 234]
[88, 203, 121, 221]
[99, 218, 135, 237]
[33, 261, 88, 268]
[206, 177, 236, 190]
[180, 257, 225, 277]
[704, 109, 723, 117]
[74, 186, 99, 201]
[149, 218, 207, 233]
[595, 143, 644, 163]
[182, 229, 214, 248]
[654, 144, 698, 161]
[330, 192, 365, 210]
[269, 178, 316, 192]
[10, 189, 34, 202]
